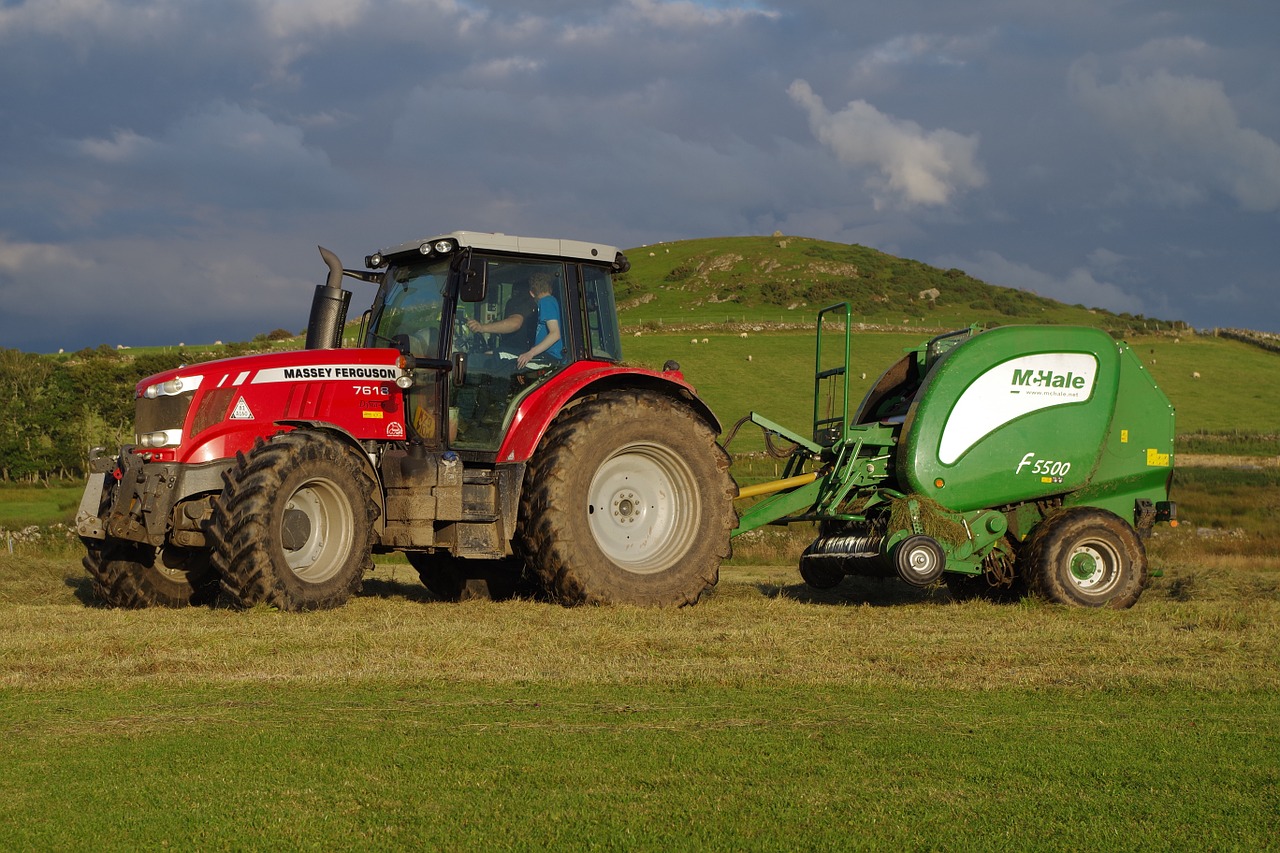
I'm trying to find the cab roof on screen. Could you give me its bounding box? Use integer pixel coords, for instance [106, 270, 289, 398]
[379, 231, 620, 264]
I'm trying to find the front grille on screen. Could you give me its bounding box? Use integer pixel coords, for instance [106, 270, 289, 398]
[135, 391, 195, 436]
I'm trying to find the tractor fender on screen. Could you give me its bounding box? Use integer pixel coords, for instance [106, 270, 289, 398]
[494, 362, 722, 464]
[275, 418, 386, 526]
[180, 417, 384, 528]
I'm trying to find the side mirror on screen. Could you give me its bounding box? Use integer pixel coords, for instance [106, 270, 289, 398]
[458, 252, 487, 302]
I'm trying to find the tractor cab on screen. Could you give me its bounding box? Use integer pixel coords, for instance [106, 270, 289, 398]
[360, 232, 628, 454]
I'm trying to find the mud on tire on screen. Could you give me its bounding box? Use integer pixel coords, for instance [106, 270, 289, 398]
[82, 539, 218, 608]
[1025, 506, 1147, 609]
[517, 389, 737, 606]
[209, 430, 377, 611]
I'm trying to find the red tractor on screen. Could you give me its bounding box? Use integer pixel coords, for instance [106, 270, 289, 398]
[76, 232, 737, 610]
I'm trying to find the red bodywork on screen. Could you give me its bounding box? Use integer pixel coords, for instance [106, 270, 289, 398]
[136, 348, 713, 467]
[495, 360, 716, 463]
[138, 348, 407, 465]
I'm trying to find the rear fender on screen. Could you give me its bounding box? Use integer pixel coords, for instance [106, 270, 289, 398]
[494, 362, 721, 464]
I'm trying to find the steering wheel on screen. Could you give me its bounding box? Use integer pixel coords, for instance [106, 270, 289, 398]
[453, 314, 480, 352]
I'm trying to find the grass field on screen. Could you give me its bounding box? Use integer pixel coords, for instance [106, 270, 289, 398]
[2, 326, 1277, 848]
[1, 533, 1277, 849]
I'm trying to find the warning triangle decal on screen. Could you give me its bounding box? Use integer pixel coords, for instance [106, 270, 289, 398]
[230, 397, 254, 420]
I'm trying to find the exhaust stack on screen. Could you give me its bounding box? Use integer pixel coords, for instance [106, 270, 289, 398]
[305, 246, 353, 350]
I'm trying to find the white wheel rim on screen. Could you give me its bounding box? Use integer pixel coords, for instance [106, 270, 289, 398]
[282, 477, 355, 583]
[586, 441, 700, 574]
[906, 545, 939, 578]
[1066, 538, 1121, 595]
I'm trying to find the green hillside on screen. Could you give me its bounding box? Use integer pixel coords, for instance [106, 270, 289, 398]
[2, 234, 1271, 485]
[615, 235, 1182, 333]
[621, 329, 1280, 456]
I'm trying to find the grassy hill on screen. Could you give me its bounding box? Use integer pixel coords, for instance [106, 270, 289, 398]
[614, 235, 1183, 334]
[620, 328, 1280, 456]
[4, 233, 1271, 488]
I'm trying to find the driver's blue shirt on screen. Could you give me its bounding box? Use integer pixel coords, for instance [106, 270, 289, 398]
[536, 295, 563, 361]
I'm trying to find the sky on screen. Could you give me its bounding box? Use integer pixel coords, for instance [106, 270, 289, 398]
[2, 0, 1278, 354]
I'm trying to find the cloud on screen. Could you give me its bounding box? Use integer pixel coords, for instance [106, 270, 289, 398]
[935, 249, 1145, 316]
[787, 79, 986, 209]
[250, 0, 374, 40]
[624, 0, 779, 29]
[1069, 60, 1280, 212]
[72, 101, 354, 215]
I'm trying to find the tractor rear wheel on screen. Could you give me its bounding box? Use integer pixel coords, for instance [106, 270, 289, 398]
[82, 539, 218, 608]
[1026, 507, 1147, 608]
[519, 390, 736, 606]
[211, 431, 376, 611]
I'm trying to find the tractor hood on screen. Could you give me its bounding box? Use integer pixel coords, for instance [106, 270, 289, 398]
[131, 347, 408, 466]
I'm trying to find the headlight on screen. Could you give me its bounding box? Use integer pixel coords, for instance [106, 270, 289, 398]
[142, 375, 200, 398]
[419, 239, 456, 256]
[137, 429, 181, 448]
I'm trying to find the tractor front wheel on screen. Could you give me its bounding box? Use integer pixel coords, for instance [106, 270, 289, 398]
[1026, 507, 1147, 608]
[519, 390, 737, 606]
[211, 431, 376, 611]
[82, 539, 218, 608]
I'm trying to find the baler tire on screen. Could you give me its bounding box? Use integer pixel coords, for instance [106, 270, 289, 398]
[82, 540, 218, 608]
[210, 431, 375, 612]
[1026, 507, 1147, 609]
[407, 552, 523, 602]
[518, 390, 737, 607]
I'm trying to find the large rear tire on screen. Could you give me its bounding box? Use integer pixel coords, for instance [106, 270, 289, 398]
[518, 390, 737, 606]
[1026, 507, 1147, 608]
[210, 431, 376, 611]
[82, 539, 218, 608]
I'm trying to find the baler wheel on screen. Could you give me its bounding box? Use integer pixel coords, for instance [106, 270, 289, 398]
[82, 540, 218, 608]
[1026, 507, 1147, 608]
[518, 390, 737, 606]
[892, 535, 947, 587]
[210, 430, 376, 611]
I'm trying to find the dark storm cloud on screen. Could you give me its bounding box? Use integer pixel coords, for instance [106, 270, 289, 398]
[1, 0, 1278, 353]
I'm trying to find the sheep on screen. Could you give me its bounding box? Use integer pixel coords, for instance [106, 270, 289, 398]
[1193, 371, 1201, 379]
[747, 355, 753, 362]
[739, 332, 748, 339]
[701, 338, 709, 344]
[690, 338, 698, 345]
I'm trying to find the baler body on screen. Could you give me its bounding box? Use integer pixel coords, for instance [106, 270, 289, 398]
[734, 306, 1176, 607]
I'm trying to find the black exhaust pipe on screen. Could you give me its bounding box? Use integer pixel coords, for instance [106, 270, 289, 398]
[305, 246, 352, 350]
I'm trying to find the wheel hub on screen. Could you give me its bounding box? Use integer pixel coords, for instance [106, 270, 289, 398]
[1065, 540, 1119, 593]
[281, 507, 312, 551]
[612, 491, 641, 524]
[1070, 551, 1100, 582]
[587, 443, 699, 574]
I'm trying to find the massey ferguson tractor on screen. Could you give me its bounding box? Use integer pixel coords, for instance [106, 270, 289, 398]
[76, 231, 737, 610]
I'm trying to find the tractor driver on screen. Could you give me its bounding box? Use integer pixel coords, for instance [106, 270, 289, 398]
[517, 273, 562, 369]
[466, 277, 538, 357]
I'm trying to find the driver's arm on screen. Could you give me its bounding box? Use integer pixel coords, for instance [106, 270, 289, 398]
[468, 312, 524, 335]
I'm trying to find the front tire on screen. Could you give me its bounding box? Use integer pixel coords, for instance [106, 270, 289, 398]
[1026, 507, 1147, 608]
[210, 431, 376, 611]
[82, 539, 218, 608]
[519, 390, 737, 606]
